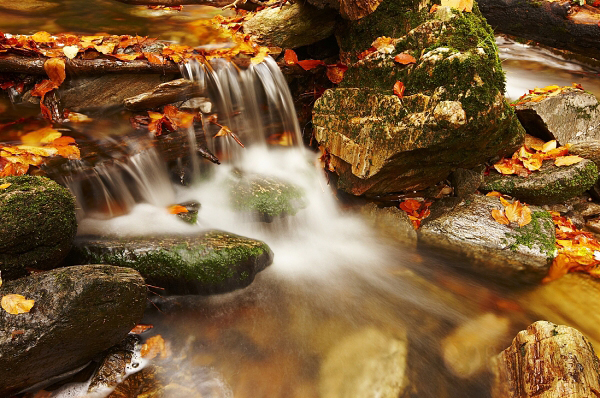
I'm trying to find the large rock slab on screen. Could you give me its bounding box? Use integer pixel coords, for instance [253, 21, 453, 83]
[67, 230, 273, 295]
[419, 195, 555, 285]
[515, 89, 600, 145]
[492, 321, 600, 398]
[0, 265, 146, 396]
[0, 176, 77, 281]
[314, 6, 524, 196]
[481, 159, 598, 205]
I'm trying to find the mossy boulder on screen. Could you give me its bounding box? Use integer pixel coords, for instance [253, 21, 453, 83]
[0, 265, 146, 397]
[418, 195, 555, 285]
[313, 3, 524, 196]
[480, 159, 598, 205]
[67, 230, 273, 295]
[229, 175, 305, 222]
[0, 175, 77, 280]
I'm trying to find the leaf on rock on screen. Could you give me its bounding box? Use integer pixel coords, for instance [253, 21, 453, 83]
[491, 209, 509, 225]
[541, 140, 557, 153]
[250, 47, 269, 65]
[517, 205, 532, 227]
[1, 294, 34, 315]
[284, 49, 298, 66]
[326, 63, 348, 84]
[131, 324, 154, 334]
[168, 204, 188, 214]
[141, 335, 168, 360]
[394, 53, 417, 65]
[44, 58, 66, 86]
[486, 191, 503, 197]
[0, 183, 10, 190]
[63, 45, 79, 59]
[393, 81, 405, 99]
[399, 199, 421, 212]
[441, 0, 473, 12]
[297, 59, 325, 71]
[21, 126, 62, 146]
[504, 201, 520, 223]
[371, 36, 396, 54]
[555, 155, 584, 166]
[32, 31, 52, 43]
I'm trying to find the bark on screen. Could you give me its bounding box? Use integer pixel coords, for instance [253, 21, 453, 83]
[124, 78, 203, 110]
[492, 321, 600, 398]
[478, 0, 600, 60]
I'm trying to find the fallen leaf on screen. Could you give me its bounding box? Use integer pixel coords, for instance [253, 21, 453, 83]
[441, 0, 473, 12]
[0, 183, 9, 189]
[131, 324, 154, 334]
[394, 53, 417, 65]
[63, 45, 79, 59]
[486, 191, 502, 197]
[393, 81, 405, 98]
[284, 49, 298, 66]
[504, 201, 520, 223]
[491, 209, 509, 225]
[44, 58, 66, 86]
[555, 155, 584, 166]
[22, 126, 62, 146]
[250, 47, 269, 65]
[326, 63, 348, 84]
[371, 36, 396, 54]
[168, 204, 188, 214]
[517, 205, 532, 227]
[1, 294, 34, 315]
[32, 31, 52, 43]
[67, 112, 92, 123]
[399, 199, 421, 212]
[141, 335, 167, 360]
[542, 140, 557, 153]
[297, 59, 325, 71]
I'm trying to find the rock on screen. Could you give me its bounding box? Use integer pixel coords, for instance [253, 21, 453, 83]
[519, 273, 600, 351]
[573, 200, 600, 218]
[492, 321, 600, 398]
[515, 89, 600, 145]
[229, 175, 305, 222]
[174, 200, 200, 225]
[243, 1, 337, 49]
[419, 195, 555, 285]
[314, 5, 524, 196]
[319, 327, 409, 398]
[306, 0, 383, 20]
[123, 78, 203, 111]
[67, 230, 273, 295]
[570, 141, 600, 169]
[59, 74, 173, 111]
[441, 313, 511, 379]
[88, 335, 142, 394]
[480, 159, 598, 205]
[450, 167, 485, 198]
[0, 265, 146, 396]
[359, 202, 417, 246]
[0, 175, 77, 281]
[0, 0, 59, 14]
[585, 218, 600, 234]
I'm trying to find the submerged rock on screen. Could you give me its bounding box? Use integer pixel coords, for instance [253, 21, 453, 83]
[319, 327, 409, 398]
[0, 175, 77, 280]
[480, 159, 598, 205]
[492, 321, 600, 398]
[0, 265, 146, 397]
[313, 4, 523, 196]
[514, 89, 600, 145]
[229, 175, 305, 222]
[419, 195, 555, 285]
[88, 335, 142, 394]
[68, 230, 273, 295]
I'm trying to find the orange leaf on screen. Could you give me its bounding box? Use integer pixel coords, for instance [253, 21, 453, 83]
[284, 49, 298, 66]
[517, 205, 532, 227]
[31, 79, 58, 98]
[393, 81, 405, 98]
[491, 209, 509, 225]
[130, 324, 154, 334]
[542, 254, 574, 283]
[326, 64, 348, 84]
[394, 53, 417, 65]
[112, 53, 142, 61]
[55, 145, 81, 159]
[44, 58, 66, 86]
[297, 60, 325, 71]
[52, 136, 76, 146]
[168, 204, 189, 214]
[486, 191, 503, 197]
[400, 199, 422, 213]
[143, 52, 165, 65]
[504, 200, 520, 222]
[141, 335, 167, 360]
[32, 31, 52, 43]
[1, 294, 34, 315]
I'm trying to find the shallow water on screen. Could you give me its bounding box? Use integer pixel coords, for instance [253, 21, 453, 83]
[1, 6, 600, 397]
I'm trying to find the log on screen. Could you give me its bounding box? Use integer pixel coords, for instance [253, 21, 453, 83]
[478, 0, 600, 60]
[124, 78, 203, 110]
[492, 321, 600, 398]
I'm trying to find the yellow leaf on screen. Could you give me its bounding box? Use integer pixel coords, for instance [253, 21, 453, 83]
[371, 36, 396, 54]
[63, 45, 79, 59]
[67, 112, 92, 123]
[542, 140, 557, 153]
[32, 31, 52, 43]
[15, 145, 58, 157]
[491, 209, 509, 225]
[505, 201, 520, 222]
[22, 126, 62, 146]
[251, 47, 269, 65]
[1, 294, 34, 315]
[43, 58, 66, 86]
[555, 155, 584, 166]
[517, 205, 532, 227]
[214, 126, 232, 137]
[522, 156, 542, 171]
[0, 183, 11, 189]
[499, 197, 510, 207]
[441, 0, 473, 12]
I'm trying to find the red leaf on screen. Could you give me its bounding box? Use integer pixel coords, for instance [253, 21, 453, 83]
[393, 81, 405, 98]
[394, 53, 417, 65]
[326, 63, 348, 84]
[284, 49, 298, 66]
[297, 59, 325, 71]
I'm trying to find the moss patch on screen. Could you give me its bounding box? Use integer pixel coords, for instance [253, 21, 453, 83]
[507, 211, 556, 260]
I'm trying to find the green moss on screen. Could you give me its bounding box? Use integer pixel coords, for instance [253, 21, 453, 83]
[230, 176, 305, 219]
[506, 211, 556, 260]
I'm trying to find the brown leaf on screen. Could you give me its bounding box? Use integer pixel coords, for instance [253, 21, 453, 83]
[394, 53, 417, 65]
[393, 81, 405, 98]
[1, 294, 34, 315]
[491, 209, 510, 225]
[326, 63, 348, 84]
[44, 58, 66, 86]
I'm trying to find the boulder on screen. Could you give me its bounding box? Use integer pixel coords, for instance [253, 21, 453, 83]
[492, 321, 600, 398]
[319, 327, 409, 398]
[450, 167, 485, 198]
[174, 200, 200, 225]
[0, 0, 59, 14]
[0, 265, 146, 396]
[243, 1, 337, 49]
[229, 175, 305, 222]
[480, 159, 598, 205]
[0, 175, 77, 281]
[518, 273, 600, 352]
[418, 195, 555, 285]
[514, 89, 600, 145]
[67, 230, 273, 294]
[359, 203, 417, 246]
[314, 4, 524, 196]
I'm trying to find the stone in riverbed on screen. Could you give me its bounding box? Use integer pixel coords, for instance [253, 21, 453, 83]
[514, 89, 600, 145]
[359, 203, 417, 247]
[0, 265, 146, 397]
[229, 175, 305, 222]
[418, 195, 555, 285]
[480, 159, 598, 205]
[0, 175, 77, 281]
[314, 5, 524, 196]
[88, 335, 142, 394]
[67, 230, 273, 295]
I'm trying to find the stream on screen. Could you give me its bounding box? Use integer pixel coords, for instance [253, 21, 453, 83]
[2, 2, 600, 397]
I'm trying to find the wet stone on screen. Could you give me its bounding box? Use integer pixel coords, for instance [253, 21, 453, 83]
[418, 195, 555, 285]
[359, 203, 417, 247]
[480, 159, 598, 205]
[67, 230, 273, 295]
[88, 335, 142, 394]
[175, 200, 201, 225]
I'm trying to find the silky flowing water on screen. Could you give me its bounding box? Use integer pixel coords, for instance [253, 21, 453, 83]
[2, 3, 600, 397]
